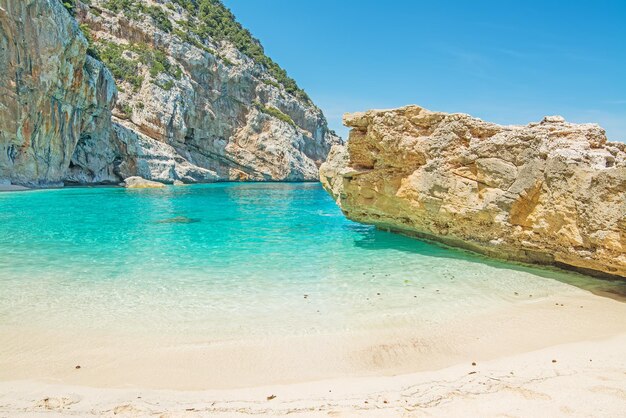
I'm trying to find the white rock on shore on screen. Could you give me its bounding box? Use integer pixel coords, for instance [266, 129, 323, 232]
[123, 176, 166, 189]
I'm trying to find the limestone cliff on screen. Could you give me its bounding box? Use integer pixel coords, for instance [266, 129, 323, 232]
[73, 0, 340, 182]
[0, 0, 340, 186]
[320, 105, 626, 278]
[0, 0, 117, 187]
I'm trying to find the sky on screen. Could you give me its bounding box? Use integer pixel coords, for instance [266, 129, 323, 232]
[222, 0, 626, 141]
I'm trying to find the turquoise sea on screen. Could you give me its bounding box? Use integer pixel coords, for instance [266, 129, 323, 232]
[0, 183, 624, 340]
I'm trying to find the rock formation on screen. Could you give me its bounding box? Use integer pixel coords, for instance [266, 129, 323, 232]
[0, 0, 117, 187]
[74, 0, 340, 183]
[320, 105, 626, 278]
[0, 0, 340, 187]
[123, 176, 165, 189]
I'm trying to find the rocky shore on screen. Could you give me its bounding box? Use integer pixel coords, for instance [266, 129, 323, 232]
[321, 105, 626, 278]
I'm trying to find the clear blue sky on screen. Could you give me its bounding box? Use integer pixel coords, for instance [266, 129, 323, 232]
[223, 0, 626, 141]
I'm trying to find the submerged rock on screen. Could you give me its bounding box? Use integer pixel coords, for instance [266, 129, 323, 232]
[320, 105, 626, 278]
[154, 216, 201, 224]
[123, 176, 165, 189]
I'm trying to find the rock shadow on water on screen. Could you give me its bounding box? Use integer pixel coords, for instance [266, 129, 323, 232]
[154, 216, 202, 224]
[348, 222, 626, 302]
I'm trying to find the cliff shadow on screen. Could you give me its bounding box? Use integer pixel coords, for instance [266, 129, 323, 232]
[347, 223, 626, 302]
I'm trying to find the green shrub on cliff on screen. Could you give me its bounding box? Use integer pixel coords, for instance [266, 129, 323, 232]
[61, 1, 75, 15]
[146, 6, 173, 33]
[94, 40, 182, 92]
[78, 24, 100, 60]
[102, 0, 145, 19]
[253, 102, 297, 128]
[96, 41, 143, 91]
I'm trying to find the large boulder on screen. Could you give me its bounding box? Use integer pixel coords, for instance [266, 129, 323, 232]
[320, 105, 626, 278]
[123, 176, 165, 189]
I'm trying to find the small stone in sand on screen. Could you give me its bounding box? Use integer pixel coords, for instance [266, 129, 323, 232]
[472, 362, 476, 366]
[75, 365, 81, 369]
[267, 395, 276, 401]
[303, 294, 308, 299]
[552, 359, 557, 363]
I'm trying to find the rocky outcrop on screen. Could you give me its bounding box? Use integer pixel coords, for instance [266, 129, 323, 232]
[123, 175, 165, 189]
[320, 105, 626, 278]
[112, 122, 218, 184]
[73, 0, 340, 183]
[0, 0, 117, 187]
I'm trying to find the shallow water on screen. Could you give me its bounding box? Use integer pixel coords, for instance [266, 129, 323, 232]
[0, 183, 623, 340]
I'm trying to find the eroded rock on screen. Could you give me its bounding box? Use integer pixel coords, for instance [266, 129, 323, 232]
[123, 176, 165, 189]
[0, 0, 340, 187]
[73, 0, 341, 182]
[320, 105, 626, 278]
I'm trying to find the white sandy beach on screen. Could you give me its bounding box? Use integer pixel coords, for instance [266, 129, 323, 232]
[1, 287, 626, 417]
[1, 334, 625, 417]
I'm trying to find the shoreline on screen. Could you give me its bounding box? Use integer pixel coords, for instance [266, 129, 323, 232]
[0, 180, 325, 193]
[2, 182, 625, 301]
[2, 286, 626, 416]
[0, 184, 30, 192]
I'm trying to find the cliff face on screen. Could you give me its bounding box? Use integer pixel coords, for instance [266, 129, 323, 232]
[0, 0, 340, 187]
[0, 0, 117, 187]
[74, 0, 340, 182]
[320, 105, 626, 278]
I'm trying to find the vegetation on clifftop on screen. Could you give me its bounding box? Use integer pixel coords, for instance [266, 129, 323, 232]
[60, 0, 311, 105]
[96, 0, 311, 104]
[173, 0, 311, 103]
